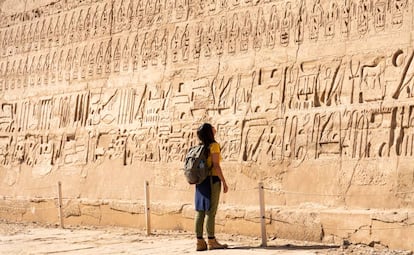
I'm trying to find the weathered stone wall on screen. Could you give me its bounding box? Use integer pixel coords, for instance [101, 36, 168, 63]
[0, 0, 413, 251]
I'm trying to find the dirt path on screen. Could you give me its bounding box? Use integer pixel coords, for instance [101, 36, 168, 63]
[0, 221, 412, 255]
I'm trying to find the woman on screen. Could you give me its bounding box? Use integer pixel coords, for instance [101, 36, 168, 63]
[194, 123, 228, 251]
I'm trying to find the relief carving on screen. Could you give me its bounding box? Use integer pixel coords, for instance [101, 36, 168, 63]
[0, 0, 414, 174]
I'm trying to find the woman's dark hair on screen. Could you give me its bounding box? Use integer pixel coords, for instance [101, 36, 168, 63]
[197, 123, 216, 146]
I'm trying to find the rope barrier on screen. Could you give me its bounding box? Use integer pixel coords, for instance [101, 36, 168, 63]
[262, 187, 414, 197]
[0, 205, 57, 210]
[1, 182, 413, 198]
[151, 184, 190, 192]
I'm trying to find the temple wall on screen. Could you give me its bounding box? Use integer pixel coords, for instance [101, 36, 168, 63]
[0, 0, 413, 251]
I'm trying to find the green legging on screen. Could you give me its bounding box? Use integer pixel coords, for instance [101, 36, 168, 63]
[195, 181, 221, 238]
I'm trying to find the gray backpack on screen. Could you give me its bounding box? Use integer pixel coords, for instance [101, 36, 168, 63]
[183, 144, 211, 185]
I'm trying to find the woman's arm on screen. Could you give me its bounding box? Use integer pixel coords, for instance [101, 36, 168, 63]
[211, 152, 228, 193]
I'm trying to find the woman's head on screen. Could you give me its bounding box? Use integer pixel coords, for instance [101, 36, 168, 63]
[197, 123, 216, 145]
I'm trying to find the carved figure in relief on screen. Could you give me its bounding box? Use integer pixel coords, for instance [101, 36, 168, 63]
[314, 60, 345, 107]
[340, 0, 351, 37]
[57, 51, 64, 81]
[8, 27, 14, 47]
[153, 0, 164, 24]
[141, 33, 151, 67]
[41, 19, 48, 48]
[127, 1, 134, 25]
[53, 15, 61, 45]
[358, 56, 386, 102]
[374, 0, 386, 31]
[15, 60, 21, 88]
[91, 6, 99, 36]
[96, 43, 104, 75]
[33, 21, 40, 51]
[101, 4, 111, 35]
[280, 2, 292, 47]
[309, 0, 323, 41]
[113, 39, 121, 73]
[116, 0, 127, 32]
[104, 42, 112, 74]
[77, 10, 85, 42]
[50, 52, 57, 85]
[194, 22, 203, 59]
[343, 110, 371, 158]
[122, 38, 130, 70]
[81, 46, 88, 79]
[88, 45, 96, 77]
[160, 30, 168, 65]
[253, 8, 266, 50]
[294, 2, 306, 45]
[72, 48, 80, 80]
[36, 56, 43, 86]
[171, 27, 180, 62]
[84, 8, 92, 40]
[150, 31, 159, 66]
[205, 19, 215, 57]
[12, 137, 25, 165]
[136, 0, 145, 28]
[325, 1, 337, 38]
[228, 13, 239, 54]
[132, 34, 140, 70]
[145, 0, 156, 26]
[69, 12, 76, 43]
[176, 0, 188, 21]
[216, 16, 227, 55]
[23, 57, 29, 87]
[182, 25, 190, 61]
[357, 0, 370, 35]
[240, 11, 251, 51]
[0, 104, 14, 132]
[30, 56, 37, 86]
[391, 0, 407, 27]
[15, 26, 21, 53]
[60, 14, 68, 45]
[10, 61, 16, 89]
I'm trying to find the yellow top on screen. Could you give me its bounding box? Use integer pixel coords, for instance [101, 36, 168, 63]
[207, 142, 221, 176]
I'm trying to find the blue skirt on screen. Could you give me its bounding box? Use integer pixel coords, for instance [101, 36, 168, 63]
[195, 176, 220, 211]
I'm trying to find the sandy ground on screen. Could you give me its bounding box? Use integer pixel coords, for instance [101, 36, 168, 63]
[0, 221, 412, 255]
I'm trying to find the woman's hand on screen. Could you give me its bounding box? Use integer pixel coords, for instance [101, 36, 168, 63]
[222, 181, 228, 193]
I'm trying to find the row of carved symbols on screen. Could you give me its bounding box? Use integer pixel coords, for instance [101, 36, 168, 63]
[0, 0, 410, 58]
[0, 105, 414, 168]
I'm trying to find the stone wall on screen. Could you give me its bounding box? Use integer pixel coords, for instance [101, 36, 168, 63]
[0, 0, 413, 251]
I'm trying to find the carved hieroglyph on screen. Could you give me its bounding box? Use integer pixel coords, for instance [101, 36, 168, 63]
[0, 0, 413, 208]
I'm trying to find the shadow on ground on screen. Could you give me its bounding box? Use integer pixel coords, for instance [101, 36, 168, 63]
[229, 244, 341, 251]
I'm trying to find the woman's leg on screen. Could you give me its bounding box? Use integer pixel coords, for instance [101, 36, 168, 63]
[205, 181, 221, 238]
[195, 210, 206, 238]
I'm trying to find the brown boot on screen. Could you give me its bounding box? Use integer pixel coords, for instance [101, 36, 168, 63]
[207, 238, 228, 250]
[196, 238, 207, 251]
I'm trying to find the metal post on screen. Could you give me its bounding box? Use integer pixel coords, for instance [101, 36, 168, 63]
[144, 181, 151, 235]
[258, 182, 267, 247]
[57, 181, 64, 229]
